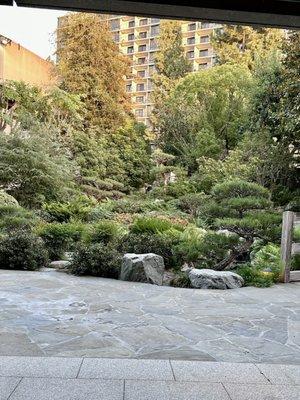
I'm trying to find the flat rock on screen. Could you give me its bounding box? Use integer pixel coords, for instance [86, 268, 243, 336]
[120, 253, 165, 285]
[49, 261, 70, 271]
[188, 268, 244, 290]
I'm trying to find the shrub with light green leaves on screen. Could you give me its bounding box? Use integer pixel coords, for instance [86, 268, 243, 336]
[84, 221, 126, 245]
[0, 191, 19, 207]
[0, 206, 38, 233]
[38, 222, 86, 260]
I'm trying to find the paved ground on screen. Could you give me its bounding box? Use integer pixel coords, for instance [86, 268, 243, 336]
[0, 269, 300, 363]
[0, 356, 299, 399]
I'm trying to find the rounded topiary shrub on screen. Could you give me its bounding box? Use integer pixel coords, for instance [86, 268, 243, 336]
[69, 243, 121, 279]
[0, 191, 19, 207]
[0, 231, 49, 271]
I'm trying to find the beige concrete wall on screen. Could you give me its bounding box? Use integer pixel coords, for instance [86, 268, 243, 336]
[0, 38, 55, 88]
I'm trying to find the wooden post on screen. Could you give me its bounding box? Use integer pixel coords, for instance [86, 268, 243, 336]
[280, 211, 294, 283]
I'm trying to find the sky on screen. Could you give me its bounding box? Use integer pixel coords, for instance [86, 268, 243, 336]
[0, 4, 66, 60]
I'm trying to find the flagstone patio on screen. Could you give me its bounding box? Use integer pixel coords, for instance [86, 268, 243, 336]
[0, 268, 300, 363]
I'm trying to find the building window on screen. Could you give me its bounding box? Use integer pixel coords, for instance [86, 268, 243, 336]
[127, 46, 134, 54]
[136, 96, 144, 103]
[135, 109, 144, 117]
[139, 31, 147, 39]
[139, 18, 148, 26]
[112, 32, 120, 42]
[137, 70, 146, 78]
[137, 83, 145, 91]
[187, 37, 195, 45]
[149, 53, 155, 62]
[110, 19, 120, 30]
[198, 63, 208, 69]
[201, 22, 211, 29]
[199, 49, 209, 57]
[187, 50, 195, 59]
[150, 39, 158, 50]
[128, 20, 135, 27]
[151, 18, 160, 24]
[200, 35, 210, 43]
[150, 25, 160, 37]
[188, 23, 196, 31]
[128, 33, 134, 41]
[137, 57, 146, 65]
[138, 44, 147, 52]
[126, 84, 132, 92]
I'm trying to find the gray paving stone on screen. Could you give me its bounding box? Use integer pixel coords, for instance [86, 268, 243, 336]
[171, 361, 269, 384]
[256, 363, 300, 385]
[224, 383, 300, 400]
[124, 380, 230, 400]
[0, 377, 21, 400]
[9, 378, 123, 400]
[78, 358, 174, 380]
[0, 357, 81, 378]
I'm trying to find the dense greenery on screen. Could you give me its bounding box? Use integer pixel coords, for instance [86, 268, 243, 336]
[0, 18, 298, 288]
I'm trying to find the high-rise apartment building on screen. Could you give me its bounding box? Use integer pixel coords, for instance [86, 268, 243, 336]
[107, 16, 220, 127]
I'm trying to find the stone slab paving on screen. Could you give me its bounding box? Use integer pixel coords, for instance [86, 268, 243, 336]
[0, 357, 299, 400]
[0, 269, 300, 363]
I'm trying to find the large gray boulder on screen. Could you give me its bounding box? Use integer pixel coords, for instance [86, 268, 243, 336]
[120, 253, 165, 285]
[188, 268, 244, 290]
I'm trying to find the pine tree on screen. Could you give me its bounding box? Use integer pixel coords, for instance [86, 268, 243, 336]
[212, 25, 283, 70]
[56, 13, 130, 131]
[151, 20, 192, 129]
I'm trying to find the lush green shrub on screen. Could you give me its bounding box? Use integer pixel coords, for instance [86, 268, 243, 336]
[69, 243, 121, 278]
[252, 243, 282, 280]
[294, 226, 300, 242]
[0, 191, 19, 207]
[178, 193, 210, 217]
[291, 254, 300, 271]
[42, 195, 95, 222]
[0, 206, 37, 233]
[38, 222, 86, 260]
[84, 221, 126, 244]
[236, 264, 275, 288]
[0, 231, 48, 271]
[175, 231, 239, 270]
[131, 217, 184, 235]
[120, 232, 179, 269]
[86, 205, 114, 222]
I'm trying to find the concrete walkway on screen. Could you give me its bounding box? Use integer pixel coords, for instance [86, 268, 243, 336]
[1, 356, 299, 399]
[1, 269, 300, 363]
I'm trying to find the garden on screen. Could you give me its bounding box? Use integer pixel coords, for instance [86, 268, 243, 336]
[0, 16, 299, 289]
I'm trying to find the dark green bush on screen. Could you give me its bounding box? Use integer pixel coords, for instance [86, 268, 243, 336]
[84, 221, 125, 244]
[236, 264, 275, 288]
[131, 217, 184, 235]
[212, 179, 270, 200]
[178, 193, 210, 217]
[69, 243, 121, 278]
[0, 231, 48, 271]
[120, 232, 179, 269]
[252, 243, 282, 280]
[175, 231, 239, 270]
[38, 222, 86, 260]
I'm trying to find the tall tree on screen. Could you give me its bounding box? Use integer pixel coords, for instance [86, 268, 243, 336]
[156, 64, 253, 172]
[212, 25, 283, 70]
[56, 13, 130, 131]
[151, 20, 192, 128]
